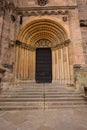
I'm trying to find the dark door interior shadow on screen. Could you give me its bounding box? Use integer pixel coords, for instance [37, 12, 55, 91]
[36, 48, 52, 83]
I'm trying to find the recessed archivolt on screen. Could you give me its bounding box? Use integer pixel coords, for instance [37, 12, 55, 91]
[20, 22, 66, 41]
[18, 21, 66, 42]
[17, 17, 70, 48]
[23, 26, 64, 44]
[22, 29, 58, 43]
[26, 31, 61, 46]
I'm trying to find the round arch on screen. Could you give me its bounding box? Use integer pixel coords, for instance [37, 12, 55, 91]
[17, 16, 70, 48]
[15, 16, 72, 84]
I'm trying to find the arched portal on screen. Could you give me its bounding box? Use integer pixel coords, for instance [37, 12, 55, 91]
[15, 17, 73, 84]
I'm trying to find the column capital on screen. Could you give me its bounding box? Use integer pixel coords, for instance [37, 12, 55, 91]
[64, 39, 71, 46]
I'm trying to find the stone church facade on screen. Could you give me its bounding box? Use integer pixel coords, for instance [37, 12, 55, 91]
[0, 0, 87, 90]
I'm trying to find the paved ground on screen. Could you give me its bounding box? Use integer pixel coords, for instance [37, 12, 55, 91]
[0, 108, 87, 130]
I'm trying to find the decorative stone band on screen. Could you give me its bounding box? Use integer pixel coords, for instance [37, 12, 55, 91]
[0, 0, 77, 16]
[16, 10, 69, 16]
[15, 40, 35, 51]
[53, 39, 71, 49]
[15, 39, 71, 51]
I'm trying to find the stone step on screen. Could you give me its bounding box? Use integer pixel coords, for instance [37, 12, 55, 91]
[1, 93, 81, 97]
[0, 101, 87, 106]
[19, 89, 68, 91]
[0, 98, 86, 110]
[0, 83, 87, 110]
[0, 103, 87, 110]
[10, 86, 67, 89]
[19, 83, 65, 86]
[14, 87, 71, 89]
[0, 97, 85, 102]
[0, 100, 86, 104]
[0, 94, 82, 98]
[2, 90, 80, 94]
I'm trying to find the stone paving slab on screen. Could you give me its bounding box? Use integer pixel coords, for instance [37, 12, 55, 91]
[0, 108, 87, 130]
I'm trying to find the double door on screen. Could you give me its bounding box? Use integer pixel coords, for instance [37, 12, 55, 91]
[36, 48, 52, 83]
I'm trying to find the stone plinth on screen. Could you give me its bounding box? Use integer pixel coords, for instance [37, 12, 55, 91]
[74, 65, 87, 94]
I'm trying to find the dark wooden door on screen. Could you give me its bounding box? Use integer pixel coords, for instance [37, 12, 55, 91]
[36, 48, 52, 83]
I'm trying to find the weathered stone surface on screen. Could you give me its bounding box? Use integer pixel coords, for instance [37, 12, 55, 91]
[77, 0, 87, 64]
[74, 65, 87, 94]
[0, 109, 87, 130]
[0, 0, 87, 88]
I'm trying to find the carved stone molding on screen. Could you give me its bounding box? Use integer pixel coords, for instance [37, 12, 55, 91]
[54, 39, 71, 49]
[15, 38, 71, 51]
[35, 39, 51, 48]
[15, 40, 35, 51]
[16, 9, 69, 16]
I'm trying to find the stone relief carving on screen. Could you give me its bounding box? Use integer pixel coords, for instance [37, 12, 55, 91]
[0, 0, 70, 20]
[37, 0, 48, 6]
[35, 39, 51, 48]
[16, 10, 68, 16]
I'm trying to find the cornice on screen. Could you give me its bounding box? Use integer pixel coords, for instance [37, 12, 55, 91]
[0, 1, 77, 16]
[16, 5, 77, 12]
[15, 5, 77, 16]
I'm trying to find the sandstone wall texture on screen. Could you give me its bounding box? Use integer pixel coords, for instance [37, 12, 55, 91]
[0, 0, 87, 83]
[10, 0, 76, 7]
[77, 0, 87, 64]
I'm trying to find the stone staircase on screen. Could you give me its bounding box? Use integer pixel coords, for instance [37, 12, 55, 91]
[0, 83, 87, 110]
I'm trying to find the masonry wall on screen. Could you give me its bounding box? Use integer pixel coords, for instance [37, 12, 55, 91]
[77, 0, 87, 64]
[0, 0, 86, 83]
[12, 0, 76, 7]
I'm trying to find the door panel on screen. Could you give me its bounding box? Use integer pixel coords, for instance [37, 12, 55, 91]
[36, 48, 52, 83]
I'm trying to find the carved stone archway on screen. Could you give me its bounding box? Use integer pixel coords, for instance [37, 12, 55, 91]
[15, 17, 73, 84]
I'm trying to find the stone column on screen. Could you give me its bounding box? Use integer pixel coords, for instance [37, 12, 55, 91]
[55, 50, 57, 81]
[19, 46, 22, 79]
[24, 48, 27, 80]
[0, 14, 4, 59]
[26, 49, 28, 80]
[58, 48, 61, 84]
[61, 46, 64, 84]
[31, 51, 33, 80]
[24, 49, 27, 80]
[66, 44, 70, 84]
[32, 51, 35, 81]
[23, 48, 25, 79]
[52, 50, 55, 82]
[20, 47, 24, 79]
[15, 45, 19, 79]
[28, 50, 30, 79]
[68, 43, 74, 84]
[57, 49, 60, 83]
[17, 45, 21, 80]
[29, 51, 32, 80]
[63, 46, 66, 84]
